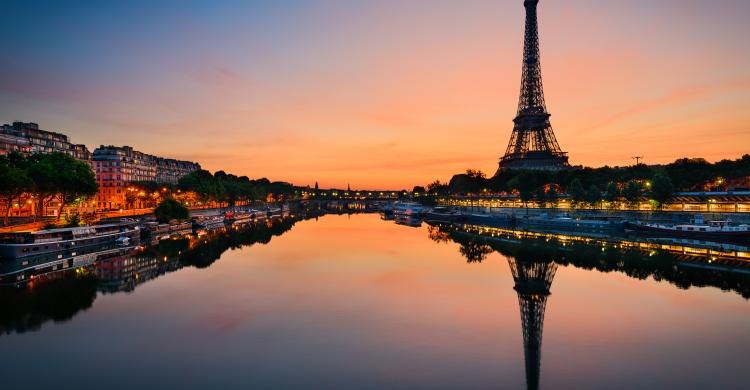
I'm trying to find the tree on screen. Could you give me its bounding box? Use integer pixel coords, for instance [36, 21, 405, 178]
[546, 186, 559, 207]
[178, 169, 220, 205]
[0, 162, 33, 225]
[26, 154, 58, 219]
[535, 187, 547, 208]
[427, 180, 448, 195]
[650, 172, 675, 209]
[55, 154, 97, 221]
[586, 185, 602, 208]
[623, 181, 642, 208]
[465, 169, 486, 179]
[81, 212, 97, 226]
[125, 190, 138, 209]
[514, 171, 537, 208]
[604, 182, 620, 209]
[221, 174, 242, 207]
[63, 211, 81, 227]
[567, 179, 586, 207]
[154, 198, 189, 223]
[412, 186, 426, 195]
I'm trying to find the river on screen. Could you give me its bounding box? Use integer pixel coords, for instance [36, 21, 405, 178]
[1, 213, 748, 389]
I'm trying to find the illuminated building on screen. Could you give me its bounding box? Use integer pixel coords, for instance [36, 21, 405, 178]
[0, 121, 91, 161]
[93, 145, 199, 210]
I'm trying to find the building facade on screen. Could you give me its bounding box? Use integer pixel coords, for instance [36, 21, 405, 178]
[93, 145, 199, 209]
[0, 121, 92, 161]
[0, 122, 93, 218]
[156, 157, 201, 185]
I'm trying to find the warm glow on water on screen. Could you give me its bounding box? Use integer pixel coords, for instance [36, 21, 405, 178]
[2, 213, 749, 388]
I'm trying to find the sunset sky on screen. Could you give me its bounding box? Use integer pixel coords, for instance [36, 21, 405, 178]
[1, 0, 749, 189]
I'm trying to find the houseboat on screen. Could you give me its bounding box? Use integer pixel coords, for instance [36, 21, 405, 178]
[464, 212, 515, 227]
[192, 215, 225, 232]
[143, 221, 192, 240]
[424, 207, 466, 224]
[394, 215, 422, 228]
[0, 223, 140, 284]
[517, 215, 626, 234]
[629, 217, 750, 241]
[267, 207, 282, 217]
[392, 201, 425, 217]
[224, 210, 255, 226]
[0, 222, 140, 259]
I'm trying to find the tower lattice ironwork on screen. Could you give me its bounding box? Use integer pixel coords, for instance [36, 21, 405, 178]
[499, 0, 569, 172]
[508, 257, 558, 390]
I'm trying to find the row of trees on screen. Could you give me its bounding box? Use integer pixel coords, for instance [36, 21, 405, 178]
[560, 173, 673, 208]
[0, 152, 97, 224]
[419, 155, 750, 209]
[177, 169, 295, 207]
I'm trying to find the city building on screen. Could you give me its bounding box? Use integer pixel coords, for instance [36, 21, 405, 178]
[93, 145, 199, 210]
[0, 122, 93, 217]
[0, 131, 30, 155]
[156, 157, 201, 185]
[0, 121, 92, 161]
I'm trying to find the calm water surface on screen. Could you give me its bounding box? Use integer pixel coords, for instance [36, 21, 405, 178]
[2, 213, 749, 389]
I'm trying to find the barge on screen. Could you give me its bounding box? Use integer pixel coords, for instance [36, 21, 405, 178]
[0, 223, 140, 284]
[628, 218, 750, 242]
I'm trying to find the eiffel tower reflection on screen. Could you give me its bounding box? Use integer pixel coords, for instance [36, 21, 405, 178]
[508, 257, 557, 390]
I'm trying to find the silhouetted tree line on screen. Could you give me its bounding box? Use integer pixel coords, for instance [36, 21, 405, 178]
[419, 155, 750, 208]
[178, 169, 295, 207]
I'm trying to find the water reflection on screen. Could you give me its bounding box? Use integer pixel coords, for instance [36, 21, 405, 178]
[424, 220, 750, 389]
[1, 213, 749, 388]
[509, 258, 556, 390]
[436, 222, 750, 299]
[1, 214, 312, 335]
[0, 268, 98, 335]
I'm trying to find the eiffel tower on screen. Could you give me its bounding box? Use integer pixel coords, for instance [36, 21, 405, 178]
[508, 257, 558, 390]
[498, 0, 569, 172]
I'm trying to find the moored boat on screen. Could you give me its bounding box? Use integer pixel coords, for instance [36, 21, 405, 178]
[224, 210, 254, 225]
[192, 215, 225, 232]
[518, 215, 625, 233]
[394, 215, 422, 228]
[0, 222, 140, 260]
[628, 218, 750, 241]
[143, 220, 192, 240]
[424, 207, 466, 223]
[464, 212, 515, 227]
[392, 201, 425, 217]
[0, 222, 141, 284]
